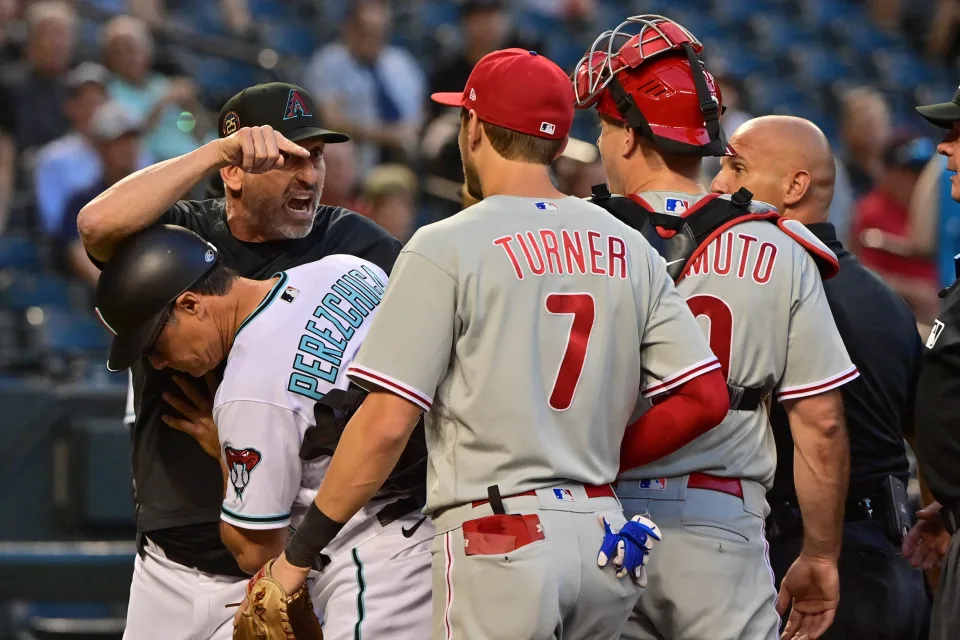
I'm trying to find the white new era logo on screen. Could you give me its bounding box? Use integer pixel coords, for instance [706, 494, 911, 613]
[540, 122, 556, 135]
[469, 88, 477, 101]
[927, 320, 945, 349]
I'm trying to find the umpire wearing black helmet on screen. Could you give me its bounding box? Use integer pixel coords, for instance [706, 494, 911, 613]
[76, 81, 401, 640]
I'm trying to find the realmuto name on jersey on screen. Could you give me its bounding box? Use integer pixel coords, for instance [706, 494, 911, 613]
[683, 231, 779, 284]
[493, 229, 628, 280]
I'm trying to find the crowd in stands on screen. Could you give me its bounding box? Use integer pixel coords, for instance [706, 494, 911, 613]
[1, 0, 960, 381]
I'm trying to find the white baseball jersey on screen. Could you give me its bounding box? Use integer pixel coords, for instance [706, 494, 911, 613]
[621, 191, 858, 489]
[344, 195, 720, 513]
[214, 255, 387, 530]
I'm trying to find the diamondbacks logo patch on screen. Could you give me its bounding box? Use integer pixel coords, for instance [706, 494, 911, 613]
[225, 446, 261, 499]
[222, 111, 240, 136]
[283, 89, 312, 120]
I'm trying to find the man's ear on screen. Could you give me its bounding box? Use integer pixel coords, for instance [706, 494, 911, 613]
[467, 109, 483, 151]
[176, 292, 204, 318]
[622, 125, 638, 159]
[221, 165, 244, 193]
[784, 170, 811, 207]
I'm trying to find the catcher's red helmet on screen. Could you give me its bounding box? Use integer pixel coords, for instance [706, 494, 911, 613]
[573, 15, 734, 157]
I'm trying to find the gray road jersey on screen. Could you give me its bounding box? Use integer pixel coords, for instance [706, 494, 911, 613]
[620, 191, 857, 489]
[347, 195, 719, 512]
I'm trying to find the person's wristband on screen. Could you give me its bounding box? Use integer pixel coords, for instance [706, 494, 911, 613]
[284, 502, 346, 568]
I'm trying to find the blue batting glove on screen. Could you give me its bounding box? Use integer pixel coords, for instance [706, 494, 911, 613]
[597, 515, 662, 586]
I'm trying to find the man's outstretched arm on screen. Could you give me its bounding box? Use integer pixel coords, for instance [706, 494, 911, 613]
[77, 127, 308, 263]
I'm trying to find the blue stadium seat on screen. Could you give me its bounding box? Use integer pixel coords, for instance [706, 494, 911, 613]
[801, 0, 860, 26]
[0, 272, 71, 311]
[192, 58, 260, 100]
[874, 50, 938, 92]
[709, 0, 754, 26]
[37, 308, 111, 357]
[789, 45, 857, 86]
[744, 76, 807, 115]
[0, 237, 41, 271]
[261, 22, 318, 58]
[702, 39, 773, 78]
[248, 0, 290, 20]
[84, 0, 125, 13]
[419, 2, 459, 30]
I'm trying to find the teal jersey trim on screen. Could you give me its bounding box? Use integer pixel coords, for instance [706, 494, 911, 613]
[236, 272, 289, 337]
[220, 506, 290, 524]
[352, 548, 366, 639]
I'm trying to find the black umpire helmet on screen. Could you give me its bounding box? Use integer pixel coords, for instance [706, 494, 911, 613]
[95, 225, 220, 372]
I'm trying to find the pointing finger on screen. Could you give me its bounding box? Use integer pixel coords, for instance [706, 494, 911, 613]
[262, 126, 280, 167]
[275, 131, 311, 158]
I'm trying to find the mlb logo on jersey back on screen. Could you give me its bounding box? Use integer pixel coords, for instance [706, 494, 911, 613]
[553, 488, 576, 502]
[535, 201, 560, 211]
[639, 478, 667, 490]
[664, 198, 689, 213]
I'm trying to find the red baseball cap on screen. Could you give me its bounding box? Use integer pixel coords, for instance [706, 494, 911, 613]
[431, 48, 574, 140]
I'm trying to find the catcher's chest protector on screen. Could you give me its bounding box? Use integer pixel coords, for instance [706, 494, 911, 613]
[589, 185, 839, 284]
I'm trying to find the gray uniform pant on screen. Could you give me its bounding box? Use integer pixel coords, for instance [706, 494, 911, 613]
[930, 529, 960, 640]
[617, 475, 780, 640]
[429, 483, 641, 640]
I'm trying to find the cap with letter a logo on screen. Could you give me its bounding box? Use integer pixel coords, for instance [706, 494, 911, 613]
[431, 48, 574, 140]
[217, 82, 350, 144]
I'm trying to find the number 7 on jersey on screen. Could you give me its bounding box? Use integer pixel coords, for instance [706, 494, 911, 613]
[545, 293, 596, 410]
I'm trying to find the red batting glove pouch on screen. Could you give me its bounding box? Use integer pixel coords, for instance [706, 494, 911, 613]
[461, 514, 545, 556]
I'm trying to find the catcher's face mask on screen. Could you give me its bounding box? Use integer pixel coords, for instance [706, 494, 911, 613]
[572, 15, 733, 157]
[573, 15, 702, 109]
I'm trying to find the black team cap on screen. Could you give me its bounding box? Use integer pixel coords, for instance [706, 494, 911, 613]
[218, 82, 350, 143]
[95, 225, 220, 372]
[918, 86, 960, 130]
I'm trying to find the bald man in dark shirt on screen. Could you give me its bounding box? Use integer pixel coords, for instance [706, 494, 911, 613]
[712, 115, 930, 640]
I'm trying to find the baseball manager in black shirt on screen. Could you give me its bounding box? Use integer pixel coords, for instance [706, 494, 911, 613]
[712, 115, 930, 640]
[77, 82, 401, 640]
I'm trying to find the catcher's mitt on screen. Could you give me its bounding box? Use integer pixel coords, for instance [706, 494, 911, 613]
[234, 559, 323, 640]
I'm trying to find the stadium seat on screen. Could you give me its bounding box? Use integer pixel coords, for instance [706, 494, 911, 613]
[419, 2, 459, 30]
[260, 22, 318, 58]
[702, 39, 773, 78]
[248, 0, 290, 20]
[789, 44, 857, 87]
[873, 49, 938, 92]
[35, 308, 111, 358]
[0, 272, 72, 311]
[0, 236, 42, 271]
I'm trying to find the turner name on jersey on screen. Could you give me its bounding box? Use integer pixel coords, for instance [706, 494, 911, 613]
[213, 255, 388, 530]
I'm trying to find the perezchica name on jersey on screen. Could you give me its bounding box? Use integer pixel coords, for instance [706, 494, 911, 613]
[493, 229, 628, 280]
[287, 266, 386, 401]
[683, 231, 779, 284]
